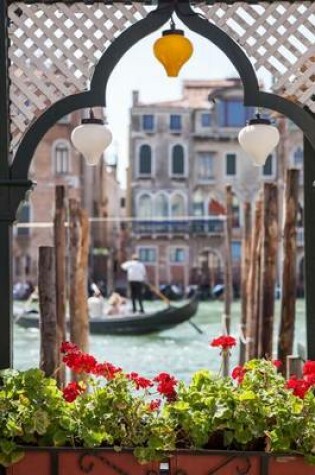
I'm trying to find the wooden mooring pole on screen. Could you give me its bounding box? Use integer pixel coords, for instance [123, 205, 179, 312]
[38, 246, 57, 378]
[246, 200, 262, 360]
[260, 183, 278, 359]
[54, 185, 66, 386]
[69, 199, 90, 364]
[239, 201, 252, 365]
[278, 169, 299, 373]
[223, 185, 233, 376]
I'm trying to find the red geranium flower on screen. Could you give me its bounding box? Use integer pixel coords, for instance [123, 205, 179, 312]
[210, 335, 237, 351]
[303, 360, 315, 376]
[60, 341, 79, 354]
[154, 372, 177, 401]
[272, 359, 282, 368]
[63, 351, 97, 374]
[286, 376, 310, 399]
[231, 365, 247, 383]
[127, 372, 153, 390]
[149, 399, 161, 412]
[304, 373, 315, 386]
[62, 381, 85, 402]
[92, 362, 122, 380]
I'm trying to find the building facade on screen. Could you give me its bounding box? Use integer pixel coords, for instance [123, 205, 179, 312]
[13, 111, 123, 292]
[128, 79, 304, 295]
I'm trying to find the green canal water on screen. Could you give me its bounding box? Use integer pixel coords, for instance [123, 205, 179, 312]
[13, 300, 307, 381]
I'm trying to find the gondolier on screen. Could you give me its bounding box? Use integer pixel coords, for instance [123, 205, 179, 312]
[121, 254, 146, 313]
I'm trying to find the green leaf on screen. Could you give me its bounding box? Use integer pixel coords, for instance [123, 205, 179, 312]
[238, 391, 256, 401]
[52, 430, 67, 447]
[0, 440, 17, 455]
[33, 409, 50, 435]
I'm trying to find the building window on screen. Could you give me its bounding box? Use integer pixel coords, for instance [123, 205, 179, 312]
[17, 202, 31, 237]
[171, 194, 185, 217]
[171, 145, 185, 176]
[263, 154, 273, 176]
[138, 194, 152, 218]
[139, 144, 152, 175]
[293, 146, 303, 167]
[218, 100, 254, 127]
[193, 190, 204, 216]
[142, 114, 154, 131]
[201, 112, 211, 127]
[120, 197, 126, 208]
[55, 142, 70, 175]
[139, 247, 156, 263]
[170, 247, 186, 263]
[170, 114, 182, 132]
[226, 153, 236, 176]
[155, 193, 169, 217]
[197, 152, 214, 180]
[231, 241, 241, 262]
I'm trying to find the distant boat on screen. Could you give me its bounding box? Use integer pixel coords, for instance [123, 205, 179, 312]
[15, 296, 199, 335]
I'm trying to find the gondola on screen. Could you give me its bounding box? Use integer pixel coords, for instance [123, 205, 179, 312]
[15, 296, 199, 335]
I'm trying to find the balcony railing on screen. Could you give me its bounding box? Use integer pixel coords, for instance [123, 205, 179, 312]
[132, 218, 225, 235]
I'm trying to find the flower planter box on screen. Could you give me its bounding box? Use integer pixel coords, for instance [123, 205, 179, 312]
[168, 450, 315, 475]
[4, 448, 160, 475]
[3, 448, 315, 475]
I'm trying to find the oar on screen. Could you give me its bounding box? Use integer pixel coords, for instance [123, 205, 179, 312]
[146, 283, 172, 307]
[147, 283, 204, 335]
[188, 319, 204, 335]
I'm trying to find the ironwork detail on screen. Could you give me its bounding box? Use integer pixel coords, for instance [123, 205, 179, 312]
[78, 452, 159, 475]
[207, 455, 251, 474]
[7, 1, 315, 152]
[172, 454, 252, 475]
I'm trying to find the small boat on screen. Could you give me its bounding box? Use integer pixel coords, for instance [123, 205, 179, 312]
[15, 296, 199, 335]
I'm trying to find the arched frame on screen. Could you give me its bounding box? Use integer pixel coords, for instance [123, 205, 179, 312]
[1, 0, 315, 368]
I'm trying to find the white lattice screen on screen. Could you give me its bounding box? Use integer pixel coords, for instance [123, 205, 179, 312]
[8, 1, 315, 150]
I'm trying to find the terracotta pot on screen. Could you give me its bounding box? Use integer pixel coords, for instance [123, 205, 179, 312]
[6, 448, 160, 475]
[168, 450, 315, 475]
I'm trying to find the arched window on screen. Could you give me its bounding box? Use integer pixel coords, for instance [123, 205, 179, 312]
[139, 145, 152, 175]
[17, 202, 31, 236]
[171, 194, 185, 217]
[171, 145, 185, 176]
[54, 141, 70, 175]
[138, 194, 152, 218]
[155, 194, 169, 217]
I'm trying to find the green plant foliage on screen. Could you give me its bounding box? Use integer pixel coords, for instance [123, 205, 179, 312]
[1, 357, 315, 467]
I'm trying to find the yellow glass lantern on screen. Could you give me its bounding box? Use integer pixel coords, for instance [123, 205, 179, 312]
[153, 20, 193, 77]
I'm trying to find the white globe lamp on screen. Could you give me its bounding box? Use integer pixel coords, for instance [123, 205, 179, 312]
[238, 115, 280, 167]
[71, 110, 112, 166]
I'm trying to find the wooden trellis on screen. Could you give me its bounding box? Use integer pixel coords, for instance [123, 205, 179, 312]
[7, 1, 315, 149]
